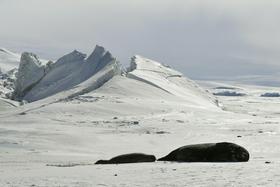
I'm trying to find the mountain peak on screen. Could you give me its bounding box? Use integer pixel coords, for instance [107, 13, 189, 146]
[13, 52, 46, 99]
[20, 45, 121, 102]
[21, 52, 42, 67]
[86, 45, 106, 63]
[55, 50, 86, 66]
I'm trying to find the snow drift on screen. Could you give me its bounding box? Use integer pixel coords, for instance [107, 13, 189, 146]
[126, 55, 218, 107]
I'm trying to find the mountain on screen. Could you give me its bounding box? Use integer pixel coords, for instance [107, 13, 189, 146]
[16, 45, 121, 102]
[13, 52, 53, 99]
[0, 45, 218, 112]
[126, 55, 218, 108]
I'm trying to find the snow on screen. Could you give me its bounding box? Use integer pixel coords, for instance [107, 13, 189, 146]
[0, 48, 20, 73]
[13, 52, 46, 99]
[0, 69, 17, 99]
[1, 78, 280, 186]
[0, 46, 280, 186]
[127, 55, 218, 109]
[23, 45, 121, 102]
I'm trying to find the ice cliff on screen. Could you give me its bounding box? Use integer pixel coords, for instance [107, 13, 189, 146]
[13, 52, 49, 99]
[17, 45, 121, 102]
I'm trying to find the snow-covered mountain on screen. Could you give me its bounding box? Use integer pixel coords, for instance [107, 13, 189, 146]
[0, 45, 217, 110]
[20, 45, 121, 102]
[13, 52, 53, 99]
[0, 48, 20, 98]
[127, 55, 217, 108]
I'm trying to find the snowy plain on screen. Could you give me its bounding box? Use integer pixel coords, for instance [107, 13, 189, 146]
[0, 47, 280, 186]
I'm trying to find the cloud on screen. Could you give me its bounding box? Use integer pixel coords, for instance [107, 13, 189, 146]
[0, 0, 279, 78]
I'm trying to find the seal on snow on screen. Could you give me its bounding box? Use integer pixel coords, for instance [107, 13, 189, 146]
[95, 153, 156, 164]
[158, 142, 249, 162]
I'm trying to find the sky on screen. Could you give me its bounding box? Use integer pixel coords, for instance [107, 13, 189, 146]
[0, 0, 280, 79]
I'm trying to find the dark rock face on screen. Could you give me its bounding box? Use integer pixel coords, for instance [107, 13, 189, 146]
[95, 153, 156, 164]
[261, 92, 280, 97]
[158, 142, 249, 162]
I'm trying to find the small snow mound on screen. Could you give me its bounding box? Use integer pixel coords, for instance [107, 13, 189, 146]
[129, 55, 178, 73]
[261, 92, 280, 97]
[213, 91, 246, 97]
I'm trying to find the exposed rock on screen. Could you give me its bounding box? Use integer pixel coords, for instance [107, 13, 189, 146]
[13, 52, 46, 99]
[22, 45, 121, 102]
[261, 92, 280, 97]
[213, 91, 246, 97]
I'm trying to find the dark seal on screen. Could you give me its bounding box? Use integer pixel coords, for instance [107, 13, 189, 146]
[95, 153, 156, 164]
[158, 142, 249, 162]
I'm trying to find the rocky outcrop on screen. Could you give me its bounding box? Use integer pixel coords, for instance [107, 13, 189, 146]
[21, 45, 121, 102]
[13, 53, 47, 99]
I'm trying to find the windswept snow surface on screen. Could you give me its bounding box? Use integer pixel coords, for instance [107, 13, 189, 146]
[127, 55, 218, 109]
[1, 78, 280, 186]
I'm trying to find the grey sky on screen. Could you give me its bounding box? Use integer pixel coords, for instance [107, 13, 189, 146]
[0, 0, 280, 79]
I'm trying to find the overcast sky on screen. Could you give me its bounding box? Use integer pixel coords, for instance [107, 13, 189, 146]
[0, 0, 280, 79]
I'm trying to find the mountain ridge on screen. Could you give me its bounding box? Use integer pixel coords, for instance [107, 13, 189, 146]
[0, 45, 218, 110]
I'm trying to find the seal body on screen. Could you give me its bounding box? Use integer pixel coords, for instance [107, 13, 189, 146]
[95, 153, 156, 164]
[158, 142, 249, 162]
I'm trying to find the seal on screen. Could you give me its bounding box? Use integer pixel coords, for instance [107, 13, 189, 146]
[158, 142, 249, 162]
[95, 153, 156, 164]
